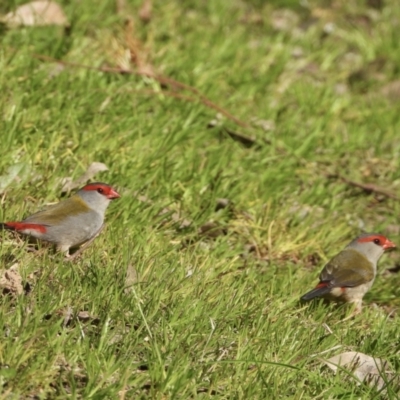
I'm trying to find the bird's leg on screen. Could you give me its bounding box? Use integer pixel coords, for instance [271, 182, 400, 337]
[26, 245, 40, 253]
[57, 243, 71, 259]
[65, 224, 105, 261]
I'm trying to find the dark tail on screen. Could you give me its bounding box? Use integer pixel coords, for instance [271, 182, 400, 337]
[0, 223, 15, 231]
[301, 284, 331, 301]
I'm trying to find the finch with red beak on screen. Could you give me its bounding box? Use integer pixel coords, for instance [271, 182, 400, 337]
[301, 233, 396, 314]
[0, 182, 120, 257]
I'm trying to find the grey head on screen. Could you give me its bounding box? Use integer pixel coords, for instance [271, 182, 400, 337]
[346, 232, 396, 266]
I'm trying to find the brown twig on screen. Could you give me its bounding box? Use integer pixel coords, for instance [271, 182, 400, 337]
[222, 127, 257, 147]
[30, 52, 249, 128]
[329, 174, 399, 201]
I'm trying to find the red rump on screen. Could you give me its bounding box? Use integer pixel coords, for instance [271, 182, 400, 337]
[316, 282, 328, 288]
[4, 222, 47, 233]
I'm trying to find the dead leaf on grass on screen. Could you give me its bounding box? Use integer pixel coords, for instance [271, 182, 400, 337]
[59, 307, 99, 326]
[125, 263, 138, 293]
[199, 221, 227, 238]
[3, 1, 68, 27]
[0, 162, 31, 194]
[60, 162, 109, 193]
[0, 263, 23, 295]
[62, 306, 73, 327]
[77, 311, 93, 322]
[322, 351, 396, 390]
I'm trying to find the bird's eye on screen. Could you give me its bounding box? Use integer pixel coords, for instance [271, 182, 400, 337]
[373, 238, 381, 245]
[97, 188, 104, 194]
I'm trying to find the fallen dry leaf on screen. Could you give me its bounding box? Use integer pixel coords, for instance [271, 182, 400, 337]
[3, 1, 68, 27]
[0, 263, 23, 295]
[61, 162, 109, 193]
[0, 162, 31, 194]
[62, 306, 73, 327]
[77, 311, 92, 321]
[199, 221, 227, 238]
[57, 307, 98, 326]
[323, 351, 396, 390]
[125, 264, 138, 293]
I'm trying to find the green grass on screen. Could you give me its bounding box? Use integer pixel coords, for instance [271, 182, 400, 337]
[1, 0, 400, 398]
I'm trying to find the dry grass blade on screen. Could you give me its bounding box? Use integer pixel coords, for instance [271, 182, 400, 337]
[123, 17, 155, 76]
[124, 264, 138, 293]
[0, 162, 31, 194]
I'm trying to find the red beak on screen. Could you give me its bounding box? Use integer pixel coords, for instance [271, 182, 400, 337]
[107, 188, 120, 200]
[383, 239, 396, 250]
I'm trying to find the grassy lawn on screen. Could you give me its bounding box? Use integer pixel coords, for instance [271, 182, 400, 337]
[1, 0, 400, 397]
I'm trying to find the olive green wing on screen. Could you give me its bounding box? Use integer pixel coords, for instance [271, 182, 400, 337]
[24, 195, 90, 225]
[319, 248, 374, 288]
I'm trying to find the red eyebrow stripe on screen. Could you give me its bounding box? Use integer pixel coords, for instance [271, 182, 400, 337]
[83, 184, 110, 192]
[358, 235, 385, 243]
[3, 222, 47, 233]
